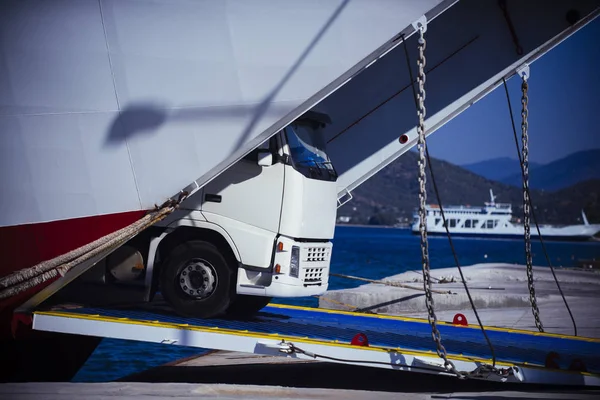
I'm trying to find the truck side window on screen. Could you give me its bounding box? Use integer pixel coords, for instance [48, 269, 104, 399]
[285, 122, 337, 181]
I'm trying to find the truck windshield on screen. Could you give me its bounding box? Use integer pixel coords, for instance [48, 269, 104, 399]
[285, 121, 337, 182]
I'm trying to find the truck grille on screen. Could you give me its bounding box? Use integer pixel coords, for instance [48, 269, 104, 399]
[303, 267, 325, 284]
[306, 246, 329, 262]
[300, 245, 331, 286]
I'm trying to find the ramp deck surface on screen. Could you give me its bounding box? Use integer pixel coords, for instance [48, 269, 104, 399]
[34, 303, 600, 373]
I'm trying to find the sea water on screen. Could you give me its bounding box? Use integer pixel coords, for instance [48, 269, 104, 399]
[72, 225, 600, 382]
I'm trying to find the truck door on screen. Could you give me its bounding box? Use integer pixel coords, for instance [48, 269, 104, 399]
[201, 136, 284, 234]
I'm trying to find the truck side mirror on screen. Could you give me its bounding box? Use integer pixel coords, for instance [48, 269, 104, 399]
[257, 151, 273, 167]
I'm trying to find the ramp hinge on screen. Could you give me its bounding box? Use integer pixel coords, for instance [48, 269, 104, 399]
[412, 15, 428, 34]
[516, 63, 530, 81]
[256, 340, 296, 355]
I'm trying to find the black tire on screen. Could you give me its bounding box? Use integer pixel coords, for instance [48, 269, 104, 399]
[160, 240, 232, 318]
[226, 294, 272, 317]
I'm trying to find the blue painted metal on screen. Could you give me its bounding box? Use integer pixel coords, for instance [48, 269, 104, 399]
[64, 305, 600, 373]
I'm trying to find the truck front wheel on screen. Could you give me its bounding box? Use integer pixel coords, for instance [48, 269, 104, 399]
[160, 240, 232, 318]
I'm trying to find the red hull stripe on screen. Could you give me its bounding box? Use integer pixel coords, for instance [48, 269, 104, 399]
[0, 210, 147, 338]
[0, 210, 147, 278]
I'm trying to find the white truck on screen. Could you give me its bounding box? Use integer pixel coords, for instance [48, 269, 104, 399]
[80, 111, 338, 318]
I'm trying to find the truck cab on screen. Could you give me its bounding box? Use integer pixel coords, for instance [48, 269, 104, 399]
[142, 111, 338, 317]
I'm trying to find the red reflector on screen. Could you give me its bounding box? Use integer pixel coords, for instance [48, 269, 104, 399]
[399, 134, 409, 144]
[452, 313, 468, 326]
[274, 264, 281, 274]
[277, 242, 284, 251]
[351, 333, 369, 347]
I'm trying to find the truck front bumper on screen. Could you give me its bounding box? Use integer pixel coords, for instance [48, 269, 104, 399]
[236, 237, 332, 298]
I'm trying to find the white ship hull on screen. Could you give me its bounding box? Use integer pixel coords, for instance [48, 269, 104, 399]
[412, 222, 600, 241]
[411, 190, 600, 242]
[1, 0, 453, 229]
[3, 0, 599, 231]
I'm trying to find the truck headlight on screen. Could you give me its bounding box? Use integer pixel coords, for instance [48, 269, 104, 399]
[290, 246, 300, 278]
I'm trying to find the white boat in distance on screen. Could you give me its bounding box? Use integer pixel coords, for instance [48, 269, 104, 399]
[411, 190, 600, 242]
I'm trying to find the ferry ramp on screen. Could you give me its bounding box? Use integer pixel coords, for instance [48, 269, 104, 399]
[31, 303, 600, 387]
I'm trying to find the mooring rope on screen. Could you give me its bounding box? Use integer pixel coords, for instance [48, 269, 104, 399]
[0, 194, 187, 300]
[330, 273, 453, 295]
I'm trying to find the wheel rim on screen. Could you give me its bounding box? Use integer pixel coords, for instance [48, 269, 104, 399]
[177, 258, 218, 299]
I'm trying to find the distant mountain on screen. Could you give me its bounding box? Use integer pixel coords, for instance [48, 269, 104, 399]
[500, 149, 600, 191]
[534, 179, 600, 225]
[336, 151, 600, 226]
[461, 157, 542, 182]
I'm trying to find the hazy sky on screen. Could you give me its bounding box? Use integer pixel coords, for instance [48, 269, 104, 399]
[425, 17, 599, 166]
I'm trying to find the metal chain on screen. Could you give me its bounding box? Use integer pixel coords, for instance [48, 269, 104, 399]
[415, 25, 463, 378]
[520, 77, 544, 332]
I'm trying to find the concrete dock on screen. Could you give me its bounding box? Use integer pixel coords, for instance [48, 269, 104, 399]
[320, 263, 600, 337]
[3, 381, 599, 399]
